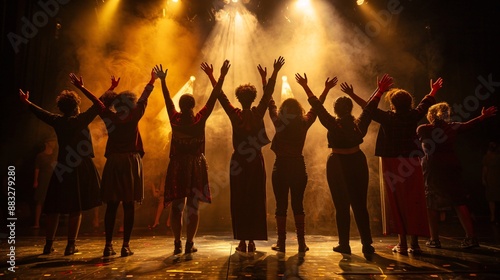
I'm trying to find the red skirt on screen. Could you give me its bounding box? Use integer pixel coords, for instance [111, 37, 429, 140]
[379, 157, 430, 237]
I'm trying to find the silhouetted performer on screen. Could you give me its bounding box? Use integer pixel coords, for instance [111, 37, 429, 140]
[297, 73, 392, 256]
[347, 77, 443, 254]
[159, 60, 230, 255]
[201, 56, 284, 253]
[19, 78, 104, 256]
[32, 137, 57, 229]
[267, 70, 337, 253]
[72, 71, 157, 257]
[417, 102, 497, 249]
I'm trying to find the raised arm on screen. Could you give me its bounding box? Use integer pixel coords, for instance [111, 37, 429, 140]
[201, 61, 235, 116]
[319, 76, 338, 104]
[256, 56, 285, 114]
[202, 60, 231, 117]
[340, 82, 367, 108]
[154, 64, 177, 117]
[19, 89, 57, 124]
[257, 64, 267, 89]
[69, 73, 105, 111]
[296, 73, 336, 129]
[456, 106, 498, 132]
[428, 77, 443, 97]
[108, 75, 120, 91]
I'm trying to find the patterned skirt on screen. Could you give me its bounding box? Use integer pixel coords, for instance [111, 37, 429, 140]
[164, 154, 211, 204]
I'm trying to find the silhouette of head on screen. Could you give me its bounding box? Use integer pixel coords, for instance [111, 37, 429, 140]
[179, 94, 195, 113]
[386, 88, 413, 112]
[279, 98, 304, 120]
[334, 96, 353, 118]
[101, 90, 118, 109]
[235, 84, 257, 108]
[56, 90, 81, 116]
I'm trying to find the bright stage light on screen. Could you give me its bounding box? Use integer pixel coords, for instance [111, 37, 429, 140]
[172, 0, 179, 3]
[190, 76, 196, 82]
[232, 0, 239, 3]
[357, 0, 366, 5]
[281, 76, 294, 101]
[296, 0, 311, 9]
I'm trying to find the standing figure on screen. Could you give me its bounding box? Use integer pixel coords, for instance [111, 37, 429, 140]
[19, 78, 104, 255]
[159, 60, 230, 255]
[201, 57, 285, 253]
[297, 73, 393, 256]
[268, 71, 337, 253]
[483, 141, 500, 225]
[71, 70, 157, 257]
[32, 137, 57, 229]
[417, 102, 497, 248]
[346, 77, 443, 254]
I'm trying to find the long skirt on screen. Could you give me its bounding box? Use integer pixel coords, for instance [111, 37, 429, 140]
[164, 154, 211, 204]
[101, 152, 144, 203]
[379, 157, 430, 237]
[230, 152, 267, 240]
[43, 156, 101, 214]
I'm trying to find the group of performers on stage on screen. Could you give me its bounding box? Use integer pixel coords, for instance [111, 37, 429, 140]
[19, 56, 497, 258]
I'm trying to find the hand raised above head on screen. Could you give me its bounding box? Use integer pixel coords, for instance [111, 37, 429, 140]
[220, 60, 231, 76]
[325, 76, 338, 90]
[200, 62, 213, 76]
[431, 77, 443, 91]
[19, 89, 30, 104]
[110, 75, 120, 90]
[481, 106, 498, 119]
[153, 64, 167, 80]
[295, 73, 307, 87]
[340, 82, 354, 95]
[69, 73, 84, 88]
[273, 56, 285, 71]
[377, 74, 393, 93]
[257, 64, 267, 80]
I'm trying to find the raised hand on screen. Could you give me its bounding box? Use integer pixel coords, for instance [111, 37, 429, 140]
[69, 73, 84, 88]
[324, 77, 338, 91]
[220, 60, 231, 77]
[377, 74, 393, 93]
[110, 75, 120, 90]
[273, 56, 285, 71]
[295, 73, 308, 87]
[481, 106, 498, 119]
[257, 64, 267, 81]
[200, 62, 214, 77]
[340, 82, 354, 95]
[153, 64, 167, 80]
[431, 77, 443, 92]
[19, 89, 30, 104]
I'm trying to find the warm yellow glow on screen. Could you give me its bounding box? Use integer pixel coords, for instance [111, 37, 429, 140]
[171, 0, 179, 3]
[282, 75, 287, 81]
[281, 78, 294, 100]
[296, 0, 311, 9]
[232, 0, 239, 3]
[357, 0, 365, 5]
[295, 0, 314, 16]
[190, 76, 196, 82]
[97, 0, 120, 35]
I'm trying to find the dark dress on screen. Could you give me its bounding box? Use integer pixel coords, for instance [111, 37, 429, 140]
[34, 151, 57, 202]
[268, 99, 316, 216]
[163, 90, 219, 204]
[417, 119, 483, 209]
[29, 104, 102, 214]
[100, 84, 154, 203]
[219, 78, 277, 241]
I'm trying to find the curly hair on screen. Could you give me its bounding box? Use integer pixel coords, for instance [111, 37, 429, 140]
[235, 84, 257, 107]
[113, 91, 137, 110]
[56, 90, 81, 115]
[427, 102, 451, 124]
[385, 88, 414, 112]
[333, 96, 353, 119]
[100, 90, 118, 108]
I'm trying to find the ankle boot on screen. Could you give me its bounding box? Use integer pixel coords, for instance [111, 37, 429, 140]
[294, 214, 309, 252]
[271, 216, 286, 252]
[173, 240, 182, 255]
[43, 239, 54, 255]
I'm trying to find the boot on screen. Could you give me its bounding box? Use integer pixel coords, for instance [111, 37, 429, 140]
[294, 214, 309, 252]
[271, 216, 286, 252]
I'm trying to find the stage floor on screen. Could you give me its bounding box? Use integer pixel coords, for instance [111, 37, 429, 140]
[2, 221, 500, 279]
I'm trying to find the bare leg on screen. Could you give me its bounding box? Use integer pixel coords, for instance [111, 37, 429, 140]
[185, 197, 199, 243]
[34, 203, 43, 228]
[427, 208, 440, 241]
[170, 198, 185, 242]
